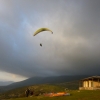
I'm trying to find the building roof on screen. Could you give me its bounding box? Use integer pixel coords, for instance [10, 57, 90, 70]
[81, 76, 100, 80]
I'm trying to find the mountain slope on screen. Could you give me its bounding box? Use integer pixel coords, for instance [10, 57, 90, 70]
[0, 75, 89, 92]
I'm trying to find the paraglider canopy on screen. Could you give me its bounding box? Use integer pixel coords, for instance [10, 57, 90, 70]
[33, 28, 53, 36]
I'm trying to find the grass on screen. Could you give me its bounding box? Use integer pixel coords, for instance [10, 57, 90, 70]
[9, 90, 100, 100]
[0, 84, 65, 99]
[0, 82, 100, 100]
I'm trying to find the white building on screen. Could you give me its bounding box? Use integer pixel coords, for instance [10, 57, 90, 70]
[79, 76, 100, 90]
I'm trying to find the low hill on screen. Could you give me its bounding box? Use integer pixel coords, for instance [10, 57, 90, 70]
[0, 81, 79, 99]
[1, 89, 100, 100]
[0, 75, 89, 92]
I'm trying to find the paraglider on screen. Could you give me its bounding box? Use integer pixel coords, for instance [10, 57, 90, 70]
[33, 28, 53, 36]
[33, 28, 53, 46]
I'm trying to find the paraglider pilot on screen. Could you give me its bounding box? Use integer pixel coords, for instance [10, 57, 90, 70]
[40, 43, 42, 47]
[25, 88, 30, 97]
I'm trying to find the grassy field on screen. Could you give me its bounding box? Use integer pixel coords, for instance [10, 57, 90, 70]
[9, 90, 100, 100]
[0, 81, 79, 99]
[0, 82, 100, 100]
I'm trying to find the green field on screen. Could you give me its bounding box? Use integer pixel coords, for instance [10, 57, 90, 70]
[9, 90, 100, 100]
[0, 82, 100, 100]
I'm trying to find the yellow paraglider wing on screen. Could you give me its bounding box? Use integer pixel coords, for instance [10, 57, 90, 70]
[33, 28, 53, 36]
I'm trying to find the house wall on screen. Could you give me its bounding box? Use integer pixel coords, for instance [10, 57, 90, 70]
[83, 80, 100, 87]
[93, 81, 100, 87]
[83, 81, 89, 87]
[84, 81, 86, 87]
[89, 81, 92, 87]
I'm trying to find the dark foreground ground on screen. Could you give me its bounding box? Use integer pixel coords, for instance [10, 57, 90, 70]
[9, 90, 100, 100]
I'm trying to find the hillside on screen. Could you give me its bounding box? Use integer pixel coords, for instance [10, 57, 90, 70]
[5, 90, 100, 100]
[0, 81, 79, 99]
[0, 75, 89, 92]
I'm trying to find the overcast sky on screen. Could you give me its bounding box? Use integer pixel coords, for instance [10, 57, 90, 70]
[0, 0, 100, 82]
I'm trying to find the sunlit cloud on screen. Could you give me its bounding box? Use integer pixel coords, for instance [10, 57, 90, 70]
[0, 71, 27, 82]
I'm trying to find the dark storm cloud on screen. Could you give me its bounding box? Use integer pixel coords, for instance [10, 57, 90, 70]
[0, 0, 100, 78]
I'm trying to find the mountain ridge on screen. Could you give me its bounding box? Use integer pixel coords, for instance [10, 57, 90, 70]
[0, 75, 91, 92]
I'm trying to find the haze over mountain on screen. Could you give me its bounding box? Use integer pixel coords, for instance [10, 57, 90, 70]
[0, 81, 14, 86]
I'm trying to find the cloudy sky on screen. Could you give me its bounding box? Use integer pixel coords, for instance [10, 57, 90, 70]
[0, 0, 100, 82]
